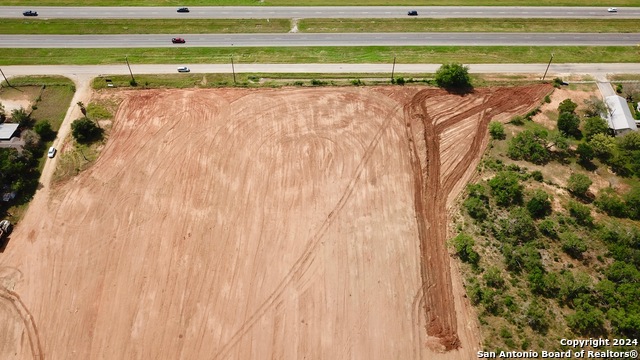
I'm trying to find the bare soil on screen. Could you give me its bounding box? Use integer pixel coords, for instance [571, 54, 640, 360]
[0, 84, 550, 360]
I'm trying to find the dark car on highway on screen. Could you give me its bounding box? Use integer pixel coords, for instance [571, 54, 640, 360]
[407, 10, 418, 16]
[23, 10, 38, 16]
[177, 7, 190, 13]
[172, 38, 186, 44]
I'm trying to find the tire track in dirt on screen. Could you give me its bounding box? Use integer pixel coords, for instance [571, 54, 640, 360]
[213, 104, 402, 360]
[404, 84, 553, 353]
[0, 287, 43, 359]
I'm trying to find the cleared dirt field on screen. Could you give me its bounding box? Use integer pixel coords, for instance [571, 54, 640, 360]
[0, 84, 550, 360]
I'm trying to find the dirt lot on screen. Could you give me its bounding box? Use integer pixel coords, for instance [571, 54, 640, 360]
[0, 84, 550, 360]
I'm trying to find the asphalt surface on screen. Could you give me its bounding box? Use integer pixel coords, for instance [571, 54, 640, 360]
[2, 33, 639, 48]
[1, 6, 637, 19]
[4, 63, 640, 77]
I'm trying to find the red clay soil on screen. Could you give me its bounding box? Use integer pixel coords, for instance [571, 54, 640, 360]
[0, 84, 550, 360]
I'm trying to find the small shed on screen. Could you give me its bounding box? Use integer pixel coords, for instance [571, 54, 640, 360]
[0, 123, 19, 140]
[605, 95, 638, 136]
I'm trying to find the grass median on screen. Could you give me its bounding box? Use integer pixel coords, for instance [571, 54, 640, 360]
[0, 0, 638, 6]
[2, 18, 638, 34]
[0, 46, 638, 66]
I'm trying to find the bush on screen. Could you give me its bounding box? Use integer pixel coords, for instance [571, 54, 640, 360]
[566, 200, 593, 226]
[558, 98, 578, 114]
[557, 112, 581, 137]
[560, 232, 588, 258]
[507, 130, 550, 164]
[530, 170, 544, 182]
[395, 77, 405, 85]
[583, 116, 609, 140]
[483, 267, 506, 289]
[544, 95, 551, 103]
[510, 115, 525, 126]
[435, 63, 472, 90]
[576, 143, 595, 163]
[34, 120, 56, 141]
[589, 133, 616, 160]
[594, 188, 627, 218]
[526, 189, 552, 218]
[526, 300, 548, 333]
[625, 186, 640, 220]
[488, 121, 506, 140]
[451, 233, 480, 265]
[464, 196, 488, 221]
[71, 117, 103, 144]
[538, 219, 558, 239]
[11, 107, 33, 128]
[566, 298, 605, 336]
[567, 173, 592, 198]
[489, 171, 523, 207]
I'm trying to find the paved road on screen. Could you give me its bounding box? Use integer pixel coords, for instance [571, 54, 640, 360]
[2, 33, 638, 48]
[1, 6, 637, 19]
[4, 63, 640, 77]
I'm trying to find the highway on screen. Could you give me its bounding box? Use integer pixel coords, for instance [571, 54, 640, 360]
[1, 33, 638, 48]
[0, 6, 637, 19]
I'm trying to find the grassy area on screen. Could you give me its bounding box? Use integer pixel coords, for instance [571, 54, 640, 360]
[0, 19, 290, 35]
[2, 75, 75, 87]
[3, 18, 637, 34]
[299, 18, 640, 33]
[52, 142, 102, 184]
[0, 0, 638, 6]
[1, 46, 638, 66]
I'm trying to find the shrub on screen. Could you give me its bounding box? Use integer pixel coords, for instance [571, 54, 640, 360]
[34, 120, 56, 142]
[464, 196, 488, 221]
[576, 143, 595, 163]
[497, 208, 538, 244]
[560, 232, 588, 258]
[451, 233, 480, 265]
[530, 170, 543, 182]
[566, 297, 605, 336]
[558, 98, 578, 114]
[594, 188, 627, 218]
[544, 95, 551, 103]
[567, 173, 592, 198]
[435, 63, 472, 90]
[526, 300, 549, 333]
[484, 267, 506, 289]
[488, 121, 506, 140]
[395, 77, 405, 85]
[11, 107, 33, 128]
[466, 280, 483, 305]
[526, 189, 552, 218]
[557, 112, 581, 137]
[71, 117, 103, 144]
[566, 200, 593, 226]
[489, 171, 523, 207]
[625, 186, 640, 220]
[589, 133, 616, 160]
[510, 115, 525, 125]
[583, 116, 609, 140]
[538, 218, 558, 239]
[507, 130, 550, 164]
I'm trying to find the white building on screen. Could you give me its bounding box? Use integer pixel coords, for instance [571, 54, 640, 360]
[605, 95, 638, 136]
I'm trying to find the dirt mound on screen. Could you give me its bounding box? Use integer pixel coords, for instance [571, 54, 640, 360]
[0, 84, 550, 359]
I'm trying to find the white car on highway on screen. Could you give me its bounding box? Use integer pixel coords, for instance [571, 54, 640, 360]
[177, 66, 190, 73]
[607, 7, 618, 12]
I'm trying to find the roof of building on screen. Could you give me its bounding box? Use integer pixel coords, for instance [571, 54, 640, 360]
[605, 95, 638, 132]
[0, 123, 19, 140]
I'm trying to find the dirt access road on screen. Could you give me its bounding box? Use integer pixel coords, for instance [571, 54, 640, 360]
[0, 84, 550, 359]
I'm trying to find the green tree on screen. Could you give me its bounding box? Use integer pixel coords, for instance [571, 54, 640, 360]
[34, 120, 56, 142]
[589, 133, 616, 160]
[507, 129, 550, 164]
[526, 300, 549, 333]
[583, 116, 609, 140]
[538, 218, 558, 239]
[526, 189, 552, 218]
[557, 112, 581, 137]
[451, 233, 479, 265]
[558, 98, 578, 114]
[488, 121, 506, 140]
[594, 188, 627, 218]
[464, 197, 488, 221]
[625, 186, 640, 220]
[11, 107, 33, 128]
[435, 63, 472, 90]
[498, 207, 537, 244]
[576, 143, 594, 162]
[21, 129, 41, 152]
[567, 173, 592, 198]
[560, 232, 587, 258]
[566, 200, 593, 226]
[583, 97, 608, 118]
[489, 171, 523, 207]
[71, 117, 103, 144]
[567, 297, 605, 336]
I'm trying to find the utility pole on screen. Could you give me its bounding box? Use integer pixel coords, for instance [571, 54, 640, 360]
[391, 56, 396, 83]
[125, 56, 136, 86]
[231, 56, 236, 85]
[0, 68, 10, 87]
[542, 53, 554, 81]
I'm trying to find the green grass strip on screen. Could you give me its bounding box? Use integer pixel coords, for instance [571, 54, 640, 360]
[0, 46, 637, 65]
[1, 19, 291, 35]
[299, 18, 640, 33]
[2, 18, 638, 34]
[0, 0, 638, 6]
